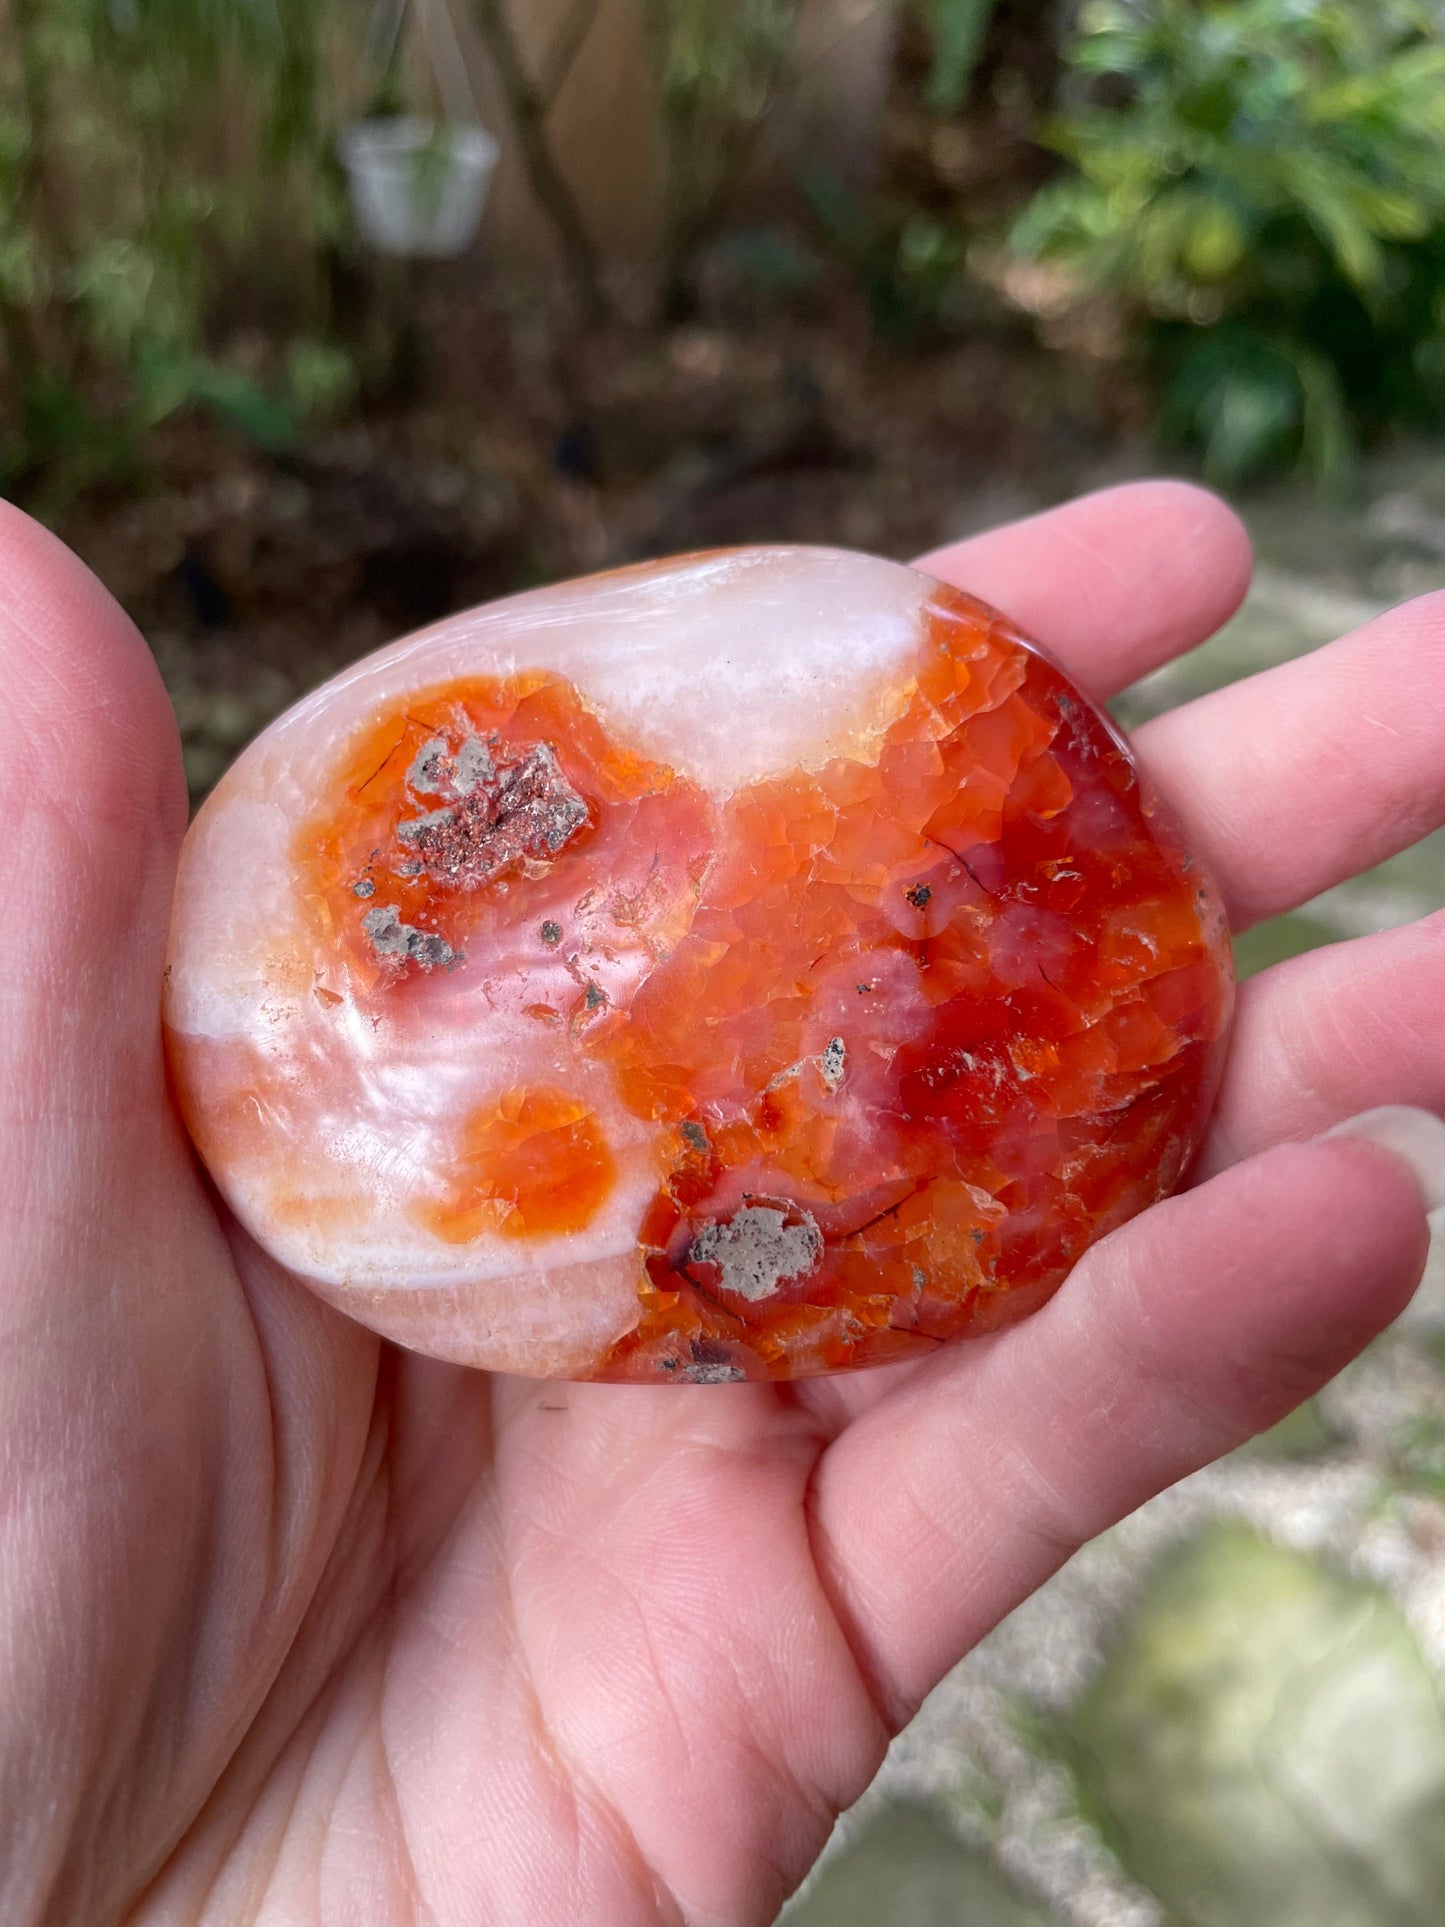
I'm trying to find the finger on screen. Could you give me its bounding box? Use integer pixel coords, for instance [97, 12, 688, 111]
[0, 501, 185, 1090]
[913, 479, 1253, 699]
[1135, 590, 1445, 929]
[1196, 911, 1445, 1177]
[809, 1125, 1437, 1727]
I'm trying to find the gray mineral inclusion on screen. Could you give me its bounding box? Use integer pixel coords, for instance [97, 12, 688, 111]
[361, 902, 455, 969]
[689, 1204, 822, 1301]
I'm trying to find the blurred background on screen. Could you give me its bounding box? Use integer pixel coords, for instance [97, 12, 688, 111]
[5, 1, 1445, 1919]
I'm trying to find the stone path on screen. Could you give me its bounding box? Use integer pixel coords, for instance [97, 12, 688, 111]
[780, 452, 1445, 1927]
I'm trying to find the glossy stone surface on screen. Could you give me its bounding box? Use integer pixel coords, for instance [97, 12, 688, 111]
[164, 547, 1233, 1382]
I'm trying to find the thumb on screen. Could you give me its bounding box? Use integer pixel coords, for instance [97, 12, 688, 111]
[0, 500, 185, 1117]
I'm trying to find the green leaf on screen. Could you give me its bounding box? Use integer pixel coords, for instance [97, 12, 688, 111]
[187, 362, 299, 451]
[918, 0, 998, 116]
[1293, 343, 1355, 491]
[1163, 327, 1305, 484]
[284, 339, 359, 420]
[1182, 200, 1248, 281]
[134, 348, 299, 450]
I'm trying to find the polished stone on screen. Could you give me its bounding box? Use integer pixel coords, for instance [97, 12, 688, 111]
[164, 547, 1233, 1380]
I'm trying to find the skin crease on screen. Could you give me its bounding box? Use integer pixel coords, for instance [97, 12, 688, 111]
[0, 485, 1441, 1925]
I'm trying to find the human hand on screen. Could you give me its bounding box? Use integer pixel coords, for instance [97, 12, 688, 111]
[2, 485, 1441, 1925]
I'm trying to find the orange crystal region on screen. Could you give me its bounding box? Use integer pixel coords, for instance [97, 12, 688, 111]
[422, 1087, 617, 1244]
[305, 667, 699, 994]
[164, 549, 1233, 1384]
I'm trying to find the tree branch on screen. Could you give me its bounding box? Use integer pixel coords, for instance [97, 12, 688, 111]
[538, 0, 602, 111]
[469, 0, 611, 322]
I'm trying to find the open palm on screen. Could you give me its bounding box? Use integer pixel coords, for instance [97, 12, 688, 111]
[3, 485, 1442, 1926]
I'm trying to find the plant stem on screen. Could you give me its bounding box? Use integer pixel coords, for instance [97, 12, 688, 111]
[470, 0, 611, 323]
[538, 0, 602, 110]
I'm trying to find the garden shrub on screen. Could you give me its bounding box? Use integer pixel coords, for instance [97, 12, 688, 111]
[1014, 0, 1445, 485]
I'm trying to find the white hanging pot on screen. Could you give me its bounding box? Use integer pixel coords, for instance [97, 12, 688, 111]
[340, 117, 498, 260]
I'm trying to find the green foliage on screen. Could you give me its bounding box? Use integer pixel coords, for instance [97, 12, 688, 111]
[914, 0, 999, 115]
[804, 166, 969, 346]
[650, 0, 798, 124]
[641, 0, 802, 303]
[1013, 0, 1445, 485]
[0, 0, 351, 503]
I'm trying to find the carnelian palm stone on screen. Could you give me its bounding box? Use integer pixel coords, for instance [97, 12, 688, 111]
[165, 546, 1233, 1383]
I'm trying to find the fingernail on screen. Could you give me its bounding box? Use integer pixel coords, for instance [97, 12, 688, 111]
[1324, 1106, 1445, 1218]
